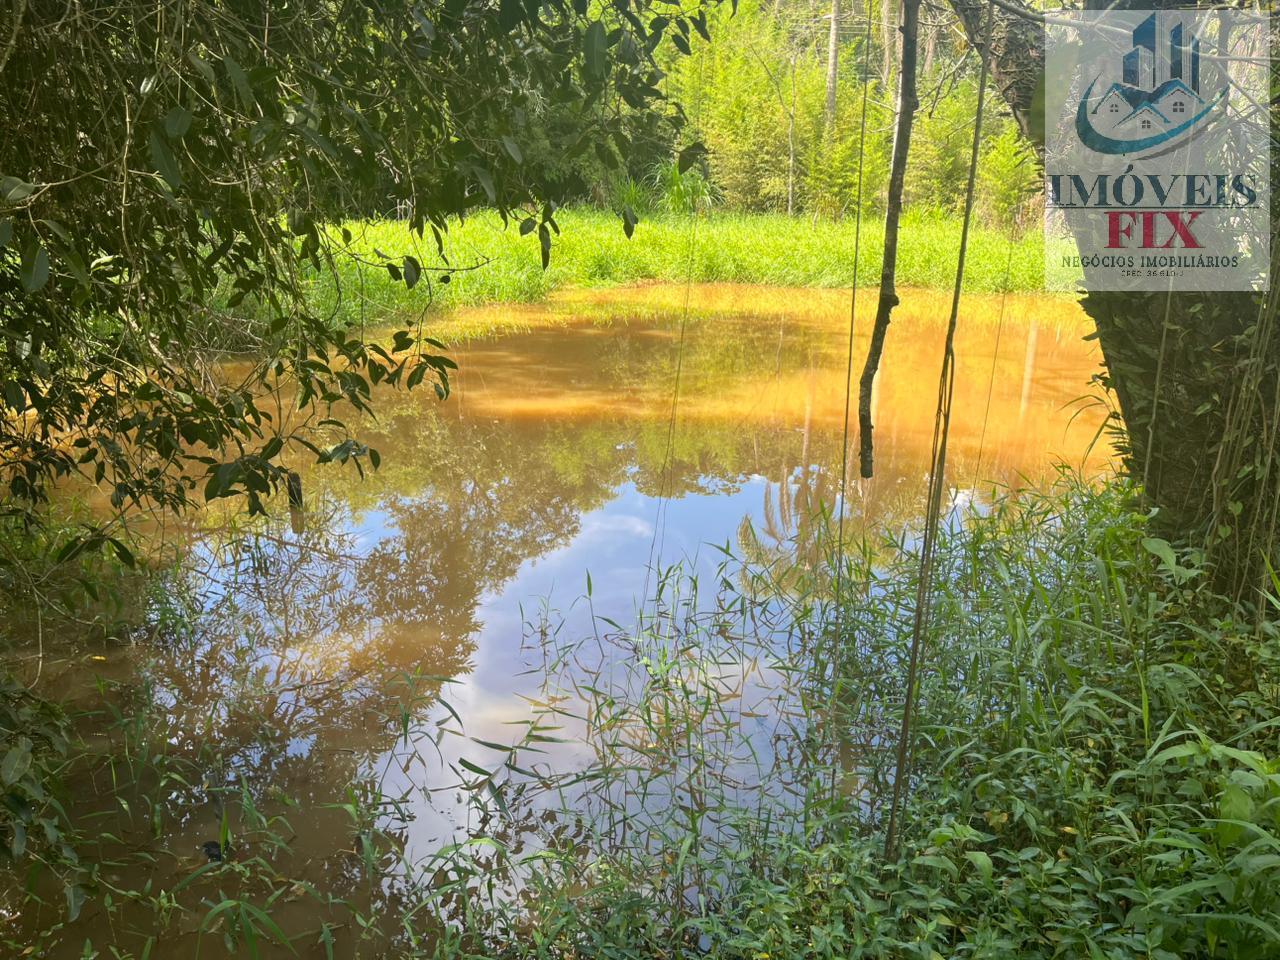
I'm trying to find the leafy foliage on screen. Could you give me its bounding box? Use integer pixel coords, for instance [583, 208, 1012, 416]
[0, 676, 79, 907]
[0, 0, 717, 519]
[655, 0, 1032, 224]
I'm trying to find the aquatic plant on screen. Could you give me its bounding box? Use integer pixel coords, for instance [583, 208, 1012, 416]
[430, 475, 1280, 959]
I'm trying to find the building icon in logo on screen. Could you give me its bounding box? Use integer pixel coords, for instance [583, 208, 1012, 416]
[1121, 14, 1200, 92]
[1076, 12, 1222, 154]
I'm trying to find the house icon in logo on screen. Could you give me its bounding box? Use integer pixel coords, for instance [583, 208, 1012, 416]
[1076, 12, 1224, 155]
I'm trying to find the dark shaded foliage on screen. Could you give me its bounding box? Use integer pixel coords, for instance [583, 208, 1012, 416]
[0, 0, 718, 524]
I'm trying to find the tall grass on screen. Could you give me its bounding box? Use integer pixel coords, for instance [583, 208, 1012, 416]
[430, 475, 1280, 959]
[301, 208, 1047, 329]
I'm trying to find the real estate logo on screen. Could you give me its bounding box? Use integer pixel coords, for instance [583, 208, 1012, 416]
[1044, 10, 1269, 292]
[1078, 13, 1219, 156]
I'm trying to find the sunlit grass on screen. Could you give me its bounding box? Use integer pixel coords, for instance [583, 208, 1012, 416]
[302, 207, 1048, 330]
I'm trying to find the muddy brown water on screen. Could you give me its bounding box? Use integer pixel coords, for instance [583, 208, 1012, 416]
[3, 284, 1113, 956]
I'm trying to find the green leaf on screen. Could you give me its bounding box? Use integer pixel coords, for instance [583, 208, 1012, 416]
[621, 204, 637, 239]
[1217, 784, 1257, 846]
[473, 166, 495, 203]
[690, 10, 711, 41]
[403, 255, 420, 289]
[4, 382, 24, 410]
[1141, 537, 1177, 570]
[964, 850, 993, 883]
[1220, 783, 1255, 822]
[65, 883, 86, 922]
[107, 537, 137, 569]
[912, 854, 958, 876]
[38, 217, 69, 243]
[1149, 742, 1201, 765]
[223, 56, 254, 107]
[1, 739, 32, 785]
[677, 142, 707, 175]
[501, 135, 523, 164]
[499, 0, 523, 31]
[594, 140, 618, 169]
[0, 217, 11, 249]
[20, 241, 50, 293]
[53, 241, 91, 288]
[164, 106, 193, 139]
[150, 127, 183, 189]
[486, 779, 511, 816]
[584, 21, 607, 79]
[412, 6, 435, 40]
[187, 51, 216, 83]
[537, 222, 551, 269]
[204, 462, 238, 501]
[55, 535, 92, 563]
[459, 757, 493, 778]
[1, 176, 36, 203]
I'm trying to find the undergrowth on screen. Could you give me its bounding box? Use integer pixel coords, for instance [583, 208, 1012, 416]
[439, 475, 1280, 960]
[3, 475, 1278, 958]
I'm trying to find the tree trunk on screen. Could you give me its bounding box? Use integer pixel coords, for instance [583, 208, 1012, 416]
[881, 0, 896, 83]
[942, 0, 1279, 601]
[941, 0, 1042, 144]
[788, 55, 797, 214]
[922, 15, 937, 74]
[858, 0, 920, 477]
[826, 0, 841, 127]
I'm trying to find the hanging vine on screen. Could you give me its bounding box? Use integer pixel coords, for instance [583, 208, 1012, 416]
[882, 4, 995, 860]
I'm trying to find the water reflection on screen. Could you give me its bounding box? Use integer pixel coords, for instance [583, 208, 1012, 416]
[8, 284, 1111, 956]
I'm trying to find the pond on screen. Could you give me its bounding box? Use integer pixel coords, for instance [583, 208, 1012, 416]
[6, 284, 1112, 956]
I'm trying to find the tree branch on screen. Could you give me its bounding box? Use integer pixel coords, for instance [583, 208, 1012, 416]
[857, 0, 921, 478]
[0, 0, 26, 76]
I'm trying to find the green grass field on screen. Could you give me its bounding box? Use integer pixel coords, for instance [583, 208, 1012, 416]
[304, 208, 1046, 327]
